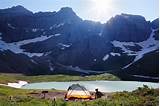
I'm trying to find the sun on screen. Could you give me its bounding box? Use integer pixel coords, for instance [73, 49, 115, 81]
[93, 0, 113, 11]
[89, 0, 115, 22]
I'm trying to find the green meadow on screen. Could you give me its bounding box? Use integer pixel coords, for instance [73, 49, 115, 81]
[0, 85, 158, 106]
[0, 73, 119, 84]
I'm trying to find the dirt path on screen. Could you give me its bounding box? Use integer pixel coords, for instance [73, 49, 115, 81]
[29, 91, 67, 100]
[29, 91, 111, 100]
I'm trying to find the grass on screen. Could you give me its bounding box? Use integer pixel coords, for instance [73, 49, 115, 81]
[0, 85, 29, 96]
[0, 73, 120, 84]
[0, 73, 158, 105]
[0, 85, 158, 106]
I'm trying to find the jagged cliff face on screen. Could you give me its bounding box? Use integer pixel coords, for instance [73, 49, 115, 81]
[0, 6, 158, 81]
[102, 14, 152, 42]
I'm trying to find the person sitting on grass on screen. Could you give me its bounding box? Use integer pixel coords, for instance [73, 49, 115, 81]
[95, 88, 104, 99]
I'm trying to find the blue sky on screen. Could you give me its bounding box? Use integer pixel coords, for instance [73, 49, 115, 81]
[0, 0, 159, 23]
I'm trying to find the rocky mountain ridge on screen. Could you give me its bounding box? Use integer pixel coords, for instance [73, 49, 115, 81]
[0, 6, 158, 81]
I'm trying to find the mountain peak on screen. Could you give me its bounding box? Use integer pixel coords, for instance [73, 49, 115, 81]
[56, 7, 82, 22]
[119, 13, 146, 21]
[60, 7, 73, 12]
[107, 13, 147, 25]
[0, 5, 33, 16]
[57, 7, 76, 16]
[11, 5, 26, 10]
[104, 13, 151, 42]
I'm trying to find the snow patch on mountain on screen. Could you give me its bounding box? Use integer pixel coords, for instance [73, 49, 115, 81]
[0, 38, 44, 57]
[48, 60, 54, 71]
[56, 23, 65, 28]
[49, 26, 53, 30]
[132, 29, 158, 62]
[98, 33, 102, 36]
[58, 43, 71, 48]
[58, 43, 72, 50]
[103, 54, 109, 61]
[94, 59, 97, 61]
[53, 34, 61, 37]
[0, 34, 58, 57]
[110, 52, 121, 56]
[44, 51, 52, 56]
[30, 59, 38, 64]
[32, 28, 38, 32]
[13, 34, 56, 46]
[122, 29, 159, 69]
[49, 65, 54, 71]
[7, 23, 15, 29]
[49, 25, 56, 30]
[49, 23, 64, 29]
[98, 30, 103, 36]
[111, 41, 136, 55]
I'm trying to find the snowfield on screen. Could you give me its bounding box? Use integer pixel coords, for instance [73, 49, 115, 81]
[0, 34, 60, 57]
[0, 81, 28, 88]
[111, 29, 159, 69]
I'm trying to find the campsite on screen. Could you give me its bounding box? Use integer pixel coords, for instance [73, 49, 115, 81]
[0, 74, 159, 105]
[29, 84, 109, 100]
[0, 83, 159, 106]
[0, 0, 159, 105]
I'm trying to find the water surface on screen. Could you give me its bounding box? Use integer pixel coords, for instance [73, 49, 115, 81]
[22, 81, 159, 92]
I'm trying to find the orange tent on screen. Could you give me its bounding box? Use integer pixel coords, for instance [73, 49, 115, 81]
[65, 84, 92, 100]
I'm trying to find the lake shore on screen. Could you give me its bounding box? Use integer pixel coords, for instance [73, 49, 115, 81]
[0, 85, 158, 106]
[0, 73, 120, 84]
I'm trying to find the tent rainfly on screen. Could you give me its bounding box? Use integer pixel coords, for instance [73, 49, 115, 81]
[65, 84, 92, 100]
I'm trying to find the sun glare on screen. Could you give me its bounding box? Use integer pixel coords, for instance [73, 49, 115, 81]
[89, 0, 115, 22]
[94, 0, 112, 11]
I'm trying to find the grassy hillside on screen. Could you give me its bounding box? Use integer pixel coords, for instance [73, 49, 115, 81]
[0, 73, 120, 84]
[0, 85, 158, 106]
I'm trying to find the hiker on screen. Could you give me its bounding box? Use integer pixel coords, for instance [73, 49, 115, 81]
[95, 88, 104, 99]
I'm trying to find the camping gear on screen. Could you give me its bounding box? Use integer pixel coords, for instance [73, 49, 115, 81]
[41, 91, 48, 99]
[65, 84, 92, 100]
